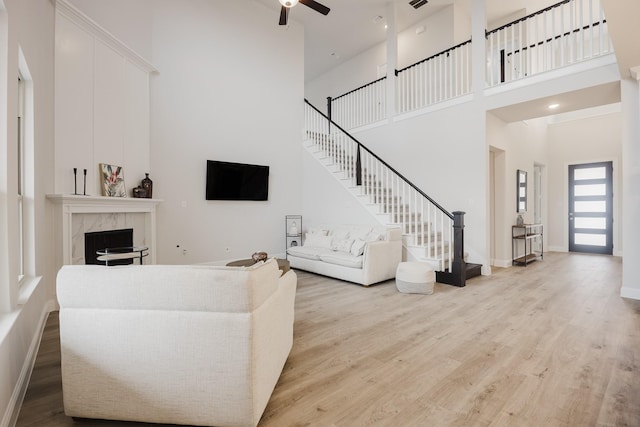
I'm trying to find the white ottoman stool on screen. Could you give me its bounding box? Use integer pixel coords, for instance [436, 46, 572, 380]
[395, 262, 435, 294]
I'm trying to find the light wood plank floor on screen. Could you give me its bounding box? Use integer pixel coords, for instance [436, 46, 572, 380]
[16, 252, 640, 426]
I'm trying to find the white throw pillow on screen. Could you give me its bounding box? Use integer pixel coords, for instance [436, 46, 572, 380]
[350, 238, 366, 256]
[332, 238, 354, 253]
[308, 227, 329, 236]
[304, 233, 333, 248]
[331, 229, 351, 240]
[364, 231, 382, 242]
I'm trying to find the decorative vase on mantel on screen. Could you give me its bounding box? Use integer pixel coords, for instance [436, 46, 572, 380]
[141, 173, 153, 199]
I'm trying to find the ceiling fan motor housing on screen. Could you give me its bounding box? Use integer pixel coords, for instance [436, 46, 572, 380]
[278, 0, 329, 25]
[280, 0, 299, 7]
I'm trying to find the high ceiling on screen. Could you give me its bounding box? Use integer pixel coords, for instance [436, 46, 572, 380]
[253, 0, 561, 82]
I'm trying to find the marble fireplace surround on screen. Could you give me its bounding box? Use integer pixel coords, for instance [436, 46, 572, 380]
[47, 195, 162, 266]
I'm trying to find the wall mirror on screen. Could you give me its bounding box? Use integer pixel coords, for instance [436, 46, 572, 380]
[517, 169, 527, 212]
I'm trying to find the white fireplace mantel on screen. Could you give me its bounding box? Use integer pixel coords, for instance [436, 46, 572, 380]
[47, 194, 162, 266]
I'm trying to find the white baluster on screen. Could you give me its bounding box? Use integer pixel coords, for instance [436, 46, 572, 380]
[579, 0, 584, 60]
[560, 3, 565, 67]
[598, 0, 603, 55]
[589, 0, 594, 58]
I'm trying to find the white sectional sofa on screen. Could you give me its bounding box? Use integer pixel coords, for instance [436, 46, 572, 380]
[56, 258, 296, 427]
[286, 224, 402, 286]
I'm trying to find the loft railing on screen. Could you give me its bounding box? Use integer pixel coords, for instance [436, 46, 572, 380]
[325, 0, 611, 129]
[328, 77, 387, 131]
[395, 39, 472, 114]
[486, 0, 612, 86]
[305, 99, 468, 284]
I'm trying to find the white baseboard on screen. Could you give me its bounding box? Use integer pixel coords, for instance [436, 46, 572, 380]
[547, 246, 566, 253]
[620, 287, 640, 301]
[491, 259, 512, 268]
[2, 299, 55, 427]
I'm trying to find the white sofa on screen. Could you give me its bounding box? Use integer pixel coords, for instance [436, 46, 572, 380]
[56, 258, 296, 427]
[286, 224, 402, 286]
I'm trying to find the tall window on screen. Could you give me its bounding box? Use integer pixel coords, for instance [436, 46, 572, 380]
[17, 74, 25, 281]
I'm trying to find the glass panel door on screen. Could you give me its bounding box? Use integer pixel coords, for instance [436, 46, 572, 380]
[568, 161, 613, 254]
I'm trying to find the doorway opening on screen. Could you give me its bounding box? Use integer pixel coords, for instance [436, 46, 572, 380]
[568, 161, 613, 255]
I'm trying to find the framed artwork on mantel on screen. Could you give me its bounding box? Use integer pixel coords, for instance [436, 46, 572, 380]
[100, 163, 126, 197]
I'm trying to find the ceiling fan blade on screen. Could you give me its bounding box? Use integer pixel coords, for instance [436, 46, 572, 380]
[279, 6, 289, 25]
[299, 0, 330, 15]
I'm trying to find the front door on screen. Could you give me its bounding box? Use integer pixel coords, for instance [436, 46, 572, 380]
[568, 161, 613, 255]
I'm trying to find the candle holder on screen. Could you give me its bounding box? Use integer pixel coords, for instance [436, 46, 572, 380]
[73, 168, 78, 195]
[83, 169, 87, 195]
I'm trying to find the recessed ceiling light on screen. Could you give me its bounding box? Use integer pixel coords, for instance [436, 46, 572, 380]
[548, 103, 560, 109]
[330, 52, 340, 60]
[372, 15, 384, 24]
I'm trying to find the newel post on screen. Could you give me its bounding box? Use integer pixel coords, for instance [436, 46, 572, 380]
[451, 211, 467, 287]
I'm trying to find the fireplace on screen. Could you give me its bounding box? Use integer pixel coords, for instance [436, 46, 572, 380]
[85, 228, 133, 265]
[47, 194, 161, 267]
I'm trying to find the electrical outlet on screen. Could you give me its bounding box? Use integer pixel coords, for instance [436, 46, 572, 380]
[225, 247, 231, 253]
[182, 249, 187, 256]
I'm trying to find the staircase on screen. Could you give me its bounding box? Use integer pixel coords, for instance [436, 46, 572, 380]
[304, 100, 481, 286]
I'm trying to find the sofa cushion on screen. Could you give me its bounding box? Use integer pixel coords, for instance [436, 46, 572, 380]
[304, 234, 333, 248]
[364, 231, 383, 242]
[331, 229, 351, 240]
[287, 245, 333, 260]
[319, 252, 363, 269]
[56, 258, 282, 313]
[308, 227, 329, 236]
[332, 238, 354, 252]
[350, 238, 367, 256]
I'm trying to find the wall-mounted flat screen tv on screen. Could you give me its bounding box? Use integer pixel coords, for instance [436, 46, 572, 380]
[206, 160, 269, 201]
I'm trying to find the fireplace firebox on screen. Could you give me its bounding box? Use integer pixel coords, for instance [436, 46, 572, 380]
[85, 228, 134, 265]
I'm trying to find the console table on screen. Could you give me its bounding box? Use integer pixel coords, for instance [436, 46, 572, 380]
[512, 224, 543, 266]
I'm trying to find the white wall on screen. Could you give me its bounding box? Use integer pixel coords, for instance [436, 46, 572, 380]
[302, 148, 380, 231]
[486, 113, 549, 266]
[352, 100, 488, 267]
[397, 6, 456, 70]
[68, 0, 153, 60]
[54, 0, 304, 264]
[149, 0, 304, 264]
[54, 2, 152, 197]
[0, 0, 55, 425]
[305, 43, 386, 113]
[620, 77, 640, 299]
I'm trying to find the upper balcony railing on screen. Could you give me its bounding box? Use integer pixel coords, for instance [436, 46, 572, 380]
[330, 77, 387, 131]
[326, 0, 612, 131]
[396, 39, 472, 115]
[486, 0, 612, 86]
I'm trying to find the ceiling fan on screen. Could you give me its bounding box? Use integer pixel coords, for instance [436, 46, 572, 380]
[278, 0, 330, 26]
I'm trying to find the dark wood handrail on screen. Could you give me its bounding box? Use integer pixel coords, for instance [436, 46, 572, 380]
[503, 20, 607, 57]
[395, 39, 472, 75]
[486, 0, 571, 36]
[332, 76, 387, 102]
[304, 99, 454, 220]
